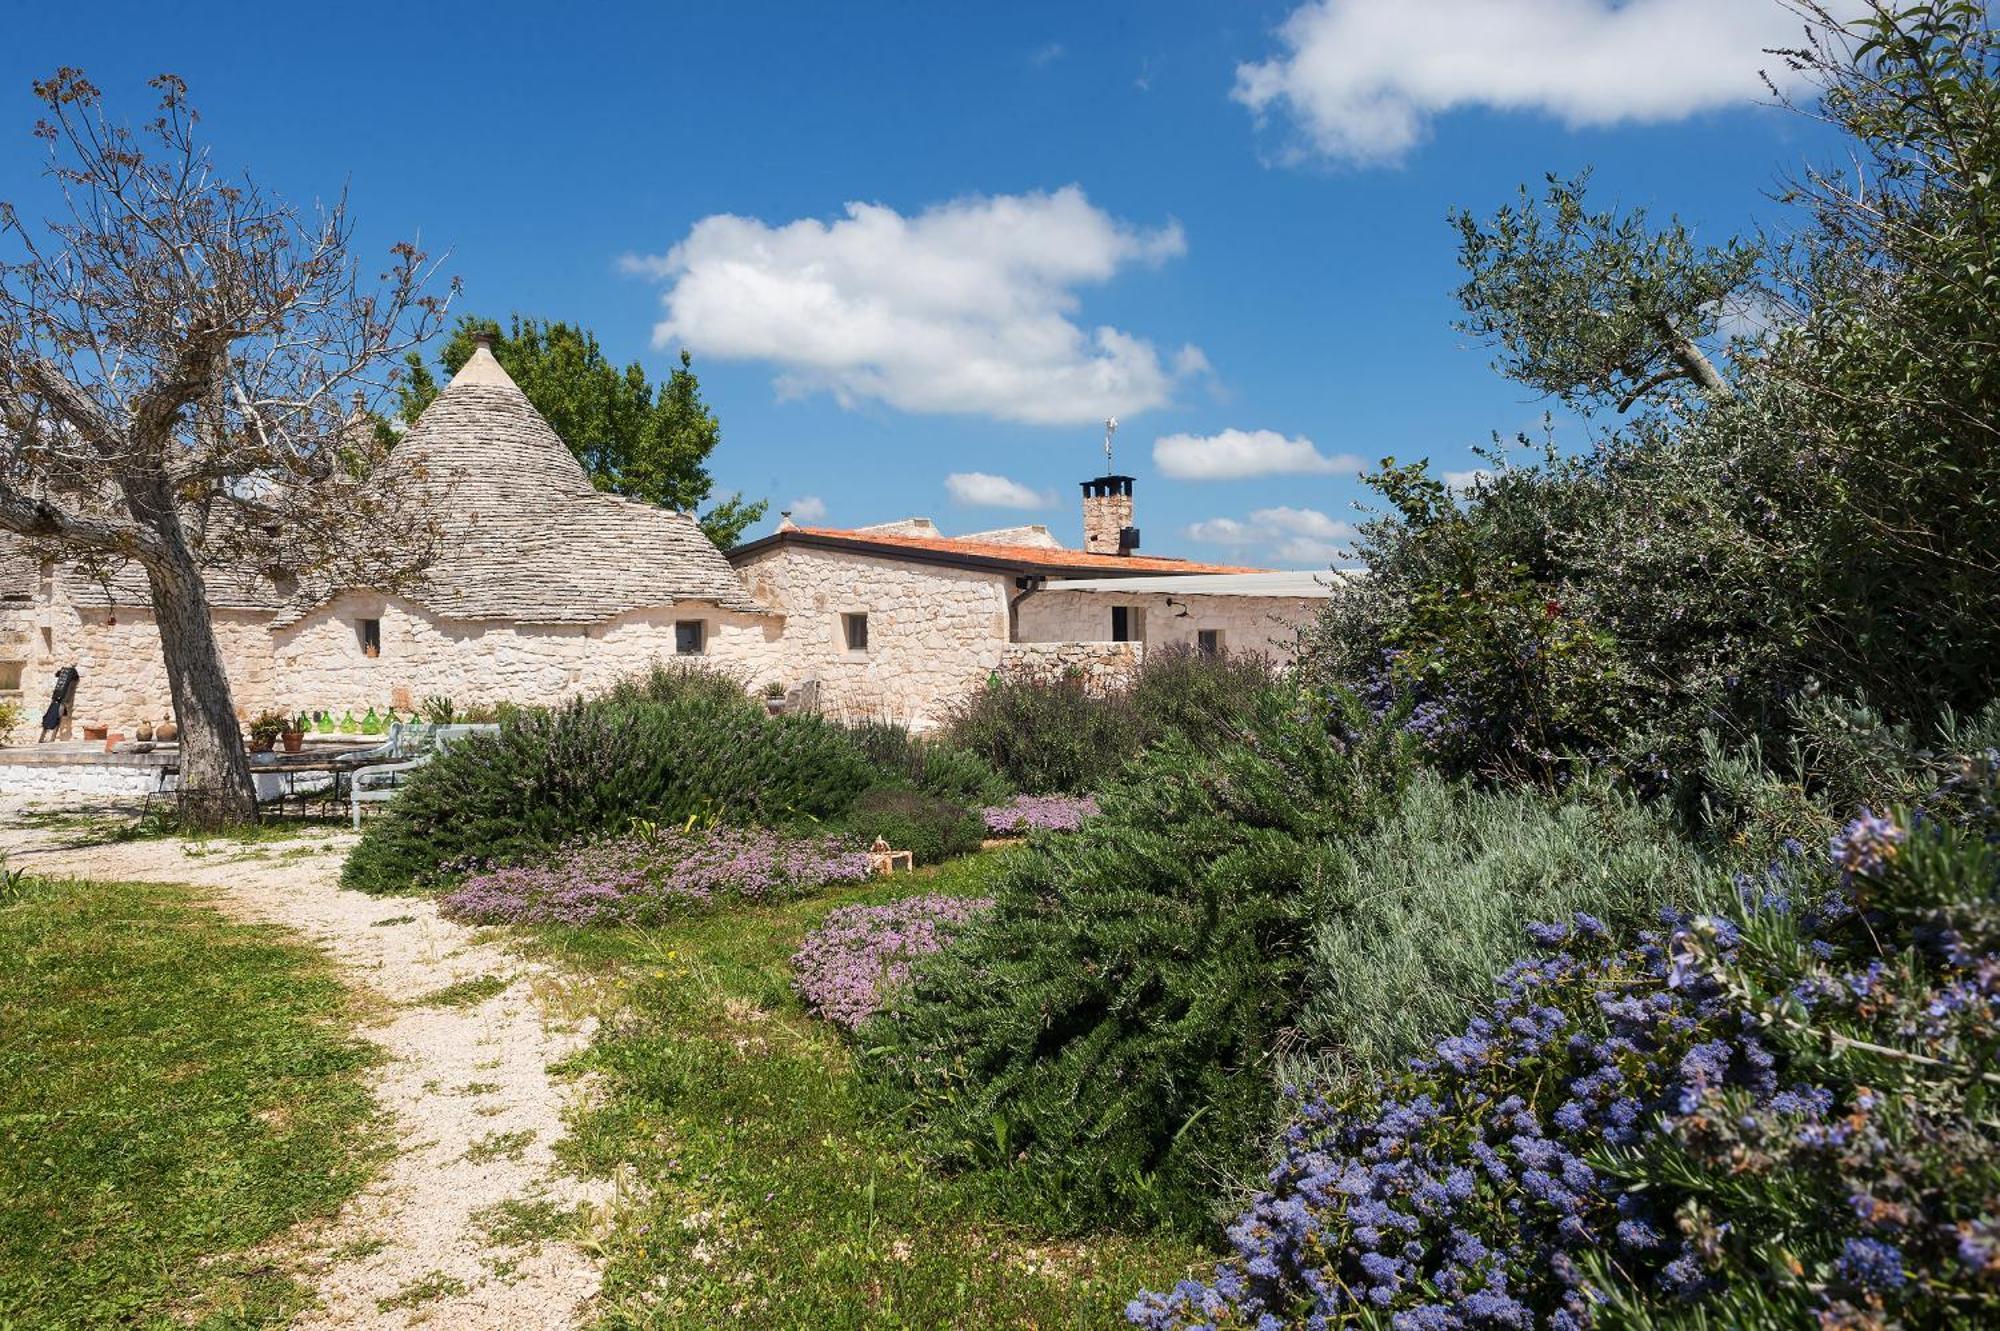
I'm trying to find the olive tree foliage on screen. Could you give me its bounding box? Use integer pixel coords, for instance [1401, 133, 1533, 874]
[0, 71, 452, 821]
[1450, 171, 1756, 414]
[1305, 0, 2000, 782]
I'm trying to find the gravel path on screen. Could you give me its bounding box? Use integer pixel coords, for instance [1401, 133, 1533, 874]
[0, 806, 612, 1330]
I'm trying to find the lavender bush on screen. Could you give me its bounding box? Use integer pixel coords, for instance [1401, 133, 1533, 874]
[1130, 784, 2000, 1329]
[440, 827, 875, 927]
[793, 895, 992, 1030]
[980, 793, 1099, 836]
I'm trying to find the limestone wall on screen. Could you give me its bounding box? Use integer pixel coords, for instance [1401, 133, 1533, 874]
[1015, 588, 1319, 663]
[271, 592, 786, 717]
[0, 580, 788, 745]
[735, 545, 1014, 727]
[999, 640, 1143, 693]
[0, 596, 284, 743]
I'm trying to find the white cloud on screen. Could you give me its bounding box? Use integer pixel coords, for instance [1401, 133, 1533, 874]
[786, 495, 828, 523]
[1030, 42, 1066, 67]
[1153, 427, 1362, 480]
[1442, 469, 1491, 491]
[946, 471, 1054, 509]
[1235, 0, 1858, 166]
[625, 186, 1202, 426]
[1185, 505, 1358, 566]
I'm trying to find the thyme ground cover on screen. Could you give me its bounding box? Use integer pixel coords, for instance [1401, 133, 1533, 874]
[440, 827, 873, 926]
[792, 893, 992, 1029]
[981, 793, 1100, 835]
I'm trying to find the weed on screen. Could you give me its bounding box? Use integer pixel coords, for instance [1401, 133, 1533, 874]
[464, 1130, 536, 1164]
[375, 1270, 468, 1312]
[409, 974, 510, 1008]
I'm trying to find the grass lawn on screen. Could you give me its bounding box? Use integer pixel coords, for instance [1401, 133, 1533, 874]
[0, 874, 382, 1329]
[520, 850, 1210, 1329]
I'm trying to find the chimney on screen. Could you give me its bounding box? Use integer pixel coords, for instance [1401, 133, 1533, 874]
[1081, 474, 1138, 555]
[470, 329, 497, 351]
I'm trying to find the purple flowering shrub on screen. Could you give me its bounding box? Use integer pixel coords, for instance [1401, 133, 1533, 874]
[439, 827, 875, 927]
[1131, 776, 2000, 1329]
[980, 794, 1099, 836]
[792, 894, 993, 1030]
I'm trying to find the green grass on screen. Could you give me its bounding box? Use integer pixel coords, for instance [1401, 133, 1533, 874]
[519, 850, 1208, 1329]
[0, 875, 383, 1329]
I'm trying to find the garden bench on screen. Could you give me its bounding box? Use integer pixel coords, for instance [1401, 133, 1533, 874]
[349, 723, 497, 829]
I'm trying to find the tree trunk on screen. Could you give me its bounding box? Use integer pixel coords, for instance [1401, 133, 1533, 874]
[146, 550, 258, 826]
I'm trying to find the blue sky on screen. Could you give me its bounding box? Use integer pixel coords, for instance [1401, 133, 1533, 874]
[4, 1, 1847, 566]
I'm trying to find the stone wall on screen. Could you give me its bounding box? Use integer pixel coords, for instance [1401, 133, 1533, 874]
[0, 758, 166, 802]
[0, 580, 789, 745]
[1014, 588, 1320, 663]
[998, 640, 1143, 693]
[272, 592, 786, 717]
[735, 544, 1015, 727]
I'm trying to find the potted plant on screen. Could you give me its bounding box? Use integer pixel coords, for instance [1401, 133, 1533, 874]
[762, 680, 787, 714]
[249, 710, 285, 754]
[280, 713, 308, 754]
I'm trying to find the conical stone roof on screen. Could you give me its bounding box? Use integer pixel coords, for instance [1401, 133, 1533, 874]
[274, 344, 764, 626]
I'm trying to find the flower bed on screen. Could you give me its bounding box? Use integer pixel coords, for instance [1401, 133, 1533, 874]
[1128, 801, 2000, 1329]
[980, 793, 1099, 837]
[793, 895, 993, 1030]
[440, 827, 875, 927]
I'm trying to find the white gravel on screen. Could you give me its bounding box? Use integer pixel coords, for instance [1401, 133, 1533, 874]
[0, 805, 613, 1329]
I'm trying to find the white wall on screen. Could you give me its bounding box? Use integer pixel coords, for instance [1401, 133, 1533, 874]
[271, 592, 786, 718]
[735, 544, 1016, 726]
[1014, 588, 1319, 662]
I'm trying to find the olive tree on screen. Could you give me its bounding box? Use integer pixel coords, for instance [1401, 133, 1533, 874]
[0, 71, 451, 822]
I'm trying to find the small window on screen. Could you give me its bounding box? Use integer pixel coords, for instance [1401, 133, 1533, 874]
[1197, 628, 1224, 656]
[842, 612, 869, 653]
[674, 620, 707, 656]
[357, 618, 381, 657]
[1111, 606, 1146, 643]
[0, 660, 21, 692]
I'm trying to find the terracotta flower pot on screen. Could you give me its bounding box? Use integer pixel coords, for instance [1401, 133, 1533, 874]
[103, 732, 124, 753]
[250, 735, 275, 754]
[281, 730, 305, 754]
[81, 723, 108, 742]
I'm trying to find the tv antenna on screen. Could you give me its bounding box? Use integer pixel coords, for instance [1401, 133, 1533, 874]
[1103, 417, 1118, 472]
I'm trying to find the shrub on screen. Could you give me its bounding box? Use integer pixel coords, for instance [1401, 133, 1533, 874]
[980, 793, 1100, 836]
[843, 720, 1012, 806]
[1129, 644, 1278, 752]
[1131, 776, 2000, 1329]
[438, 827, 873, 926]
[942, 666, 1139, 794]
[842, 787, 982, 866]
[1294, 771, 1710, 1094]
[341, 694, 877, 893]
[603, 658, 754, 710]
[793, 894, 993, 1030]
[860, 690, 1417, 1233]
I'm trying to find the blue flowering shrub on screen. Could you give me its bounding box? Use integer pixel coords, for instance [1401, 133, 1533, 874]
[1131, 763, 2000, 1329]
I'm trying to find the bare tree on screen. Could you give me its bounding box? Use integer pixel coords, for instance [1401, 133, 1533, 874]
[0, 70, 452, 823]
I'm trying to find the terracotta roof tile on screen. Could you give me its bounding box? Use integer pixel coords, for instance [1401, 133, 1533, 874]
[738, 525, 1267, 576]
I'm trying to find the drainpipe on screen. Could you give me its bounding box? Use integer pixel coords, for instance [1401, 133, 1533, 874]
[1008, 575, 1046, 643]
